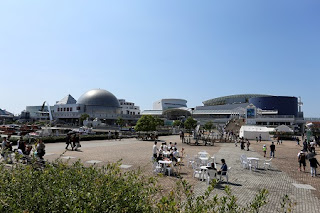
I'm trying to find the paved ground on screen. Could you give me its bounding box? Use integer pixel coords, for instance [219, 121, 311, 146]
[24, 136, 320, 212]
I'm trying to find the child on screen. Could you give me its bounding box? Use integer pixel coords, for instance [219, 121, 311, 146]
[263, 145, 267, 157]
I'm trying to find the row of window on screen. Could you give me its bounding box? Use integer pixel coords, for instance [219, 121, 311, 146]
[121, 102, 134, 106]
[120, 111, 140, 115]
[57, 106, 81, 112]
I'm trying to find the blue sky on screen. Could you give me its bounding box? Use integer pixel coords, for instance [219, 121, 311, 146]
[0, 0, 319, 117]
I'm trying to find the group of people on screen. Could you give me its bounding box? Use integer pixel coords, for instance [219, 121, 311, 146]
[297, 149, 320, 177]
[262, 142, 276, 158]
[65, 133, 81, 151]
[298, 138, 319, 177]
[1, 136, 46, 164]
[235, 137, 250, 151]
[152, 141, 180, 165]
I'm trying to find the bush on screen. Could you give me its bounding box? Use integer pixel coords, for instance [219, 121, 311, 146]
[0, 158, 280, 212]
[0, 160, 157, 212]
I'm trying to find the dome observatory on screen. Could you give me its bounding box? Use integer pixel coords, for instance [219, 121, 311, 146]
[77, 89, 121, 115]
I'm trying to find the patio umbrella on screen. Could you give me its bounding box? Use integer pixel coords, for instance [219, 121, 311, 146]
[306, 152, 316, 159]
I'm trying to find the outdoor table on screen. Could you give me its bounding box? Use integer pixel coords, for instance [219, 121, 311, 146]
[247, 157, 259, 169]
[200, 166, 209, 181]
[158, 160, 173, 175]
[199, 157, 209, 166]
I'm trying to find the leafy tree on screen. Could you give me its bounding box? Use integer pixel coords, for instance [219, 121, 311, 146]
[173, 120, 182, 127]
[184, 117, 197, 131]
[79, 113, 90, 125]
[154, 117, 164, 127]
[204, 121, 214, 131]
[135, 115, 163, 132]
[116, 117, 125, 127]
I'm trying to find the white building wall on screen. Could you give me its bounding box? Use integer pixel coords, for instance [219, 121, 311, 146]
[118, 99, 140, 115]
[153, 99, 187, 110]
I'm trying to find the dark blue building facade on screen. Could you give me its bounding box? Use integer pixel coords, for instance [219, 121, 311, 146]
[249, 96, 298, 117]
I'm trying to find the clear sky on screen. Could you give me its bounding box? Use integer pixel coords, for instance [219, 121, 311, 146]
[0, 1, 319, 117]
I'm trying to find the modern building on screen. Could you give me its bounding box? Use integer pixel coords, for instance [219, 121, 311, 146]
[142, 99, 191, 120]
[142, 94, 305, 132]
[25, 89, 140, 125]
[0, 108, 14, 123]
[118, 99, 140, 115]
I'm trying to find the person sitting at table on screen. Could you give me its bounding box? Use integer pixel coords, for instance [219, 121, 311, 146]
[174, 142, 178, 150]
[163, 142, 168, 151]
[207, 162, 217, 170]
[168, 142, 173, 150]
[168, 153, 177, 165]
[156, 153, 164, 162]
[217, 159, 228, 175]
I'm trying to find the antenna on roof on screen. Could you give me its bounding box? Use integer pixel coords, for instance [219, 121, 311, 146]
[298, 96, 303, 113]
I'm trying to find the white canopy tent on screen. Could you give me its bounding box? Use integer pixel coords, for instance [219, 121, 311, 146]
[239, 125, 275, 141]
[274, 125, 293, 133]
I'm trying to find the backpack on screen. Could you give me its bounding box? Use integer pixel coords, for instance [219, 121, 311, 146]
[299, 153, 305, 162]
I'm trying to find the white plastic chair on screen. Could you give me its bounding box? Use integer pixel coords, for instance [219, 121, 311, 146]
[264, 158, 272, 170]
[219, 167, 231, 183]
[152, 162, 163, 174]
[206, 169, 217, 185]
[186, 155, 195, 167]
[192, 162, 202, 179]
[241, 155, 248, 169]
[248, 159, 258, 171]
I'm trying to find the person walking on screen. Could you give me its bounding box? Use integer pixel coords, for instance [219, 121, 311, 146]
[246, 139, 250, 151]
[297, 151, 306, 172]
[65, 133, 72, 150]
[270, 142, 276, 158]
[309, 156, 320, 177]
[259, 134, 262, 142]
[263, 145, 267, 157]
[74, 133, 81, 151]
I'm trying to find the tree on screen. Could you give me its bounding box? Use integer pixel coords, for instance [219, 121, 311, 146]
[79, 113, 90, 125]
[135, 115, 163, 132]
[116, 117, 125, 127]
[204, 121, 214, 131]
[154, 117, 164, 127]
[173, 120, 181, 127]
[184, 117, 197, 132]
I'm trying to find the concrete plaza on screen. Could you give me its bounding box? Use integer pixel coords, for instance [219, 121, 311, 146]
[42, 135, 320, 212]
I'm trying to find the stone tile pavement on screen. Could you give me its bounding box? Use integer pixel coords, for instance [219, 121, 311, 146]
[193, 142, 320, 212]
[14, 135, 320, 212]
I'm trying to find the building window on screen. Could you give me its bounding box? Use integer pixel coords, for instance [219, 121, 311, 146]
[77, 106, 81, 110]
[70, 108, 72, 111]
[67, 108, 69, 111]
[64, 108, 66, 111]
[58, 108, 60, 112]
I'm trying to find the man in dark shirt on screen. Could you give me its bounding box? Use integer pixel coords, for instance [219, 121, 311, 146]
[217, 159, 228, 175]
[270, 142, 276, 158]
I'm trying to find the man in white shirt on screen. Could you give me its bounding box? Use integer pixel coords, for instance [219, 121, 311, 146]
[153, 141, 158, 158]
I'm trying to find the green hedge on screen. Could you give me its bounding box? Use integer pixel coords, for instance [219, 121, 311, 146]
[0, 160, 286, 212]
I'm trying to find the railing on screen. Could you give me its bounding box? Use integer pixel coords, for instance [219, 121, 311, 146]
[256, 115, 295, 118]
[304, 118, 320, 121]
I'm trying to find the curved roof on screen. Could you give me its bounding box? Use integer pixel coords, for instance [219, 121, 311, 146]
[77, 89, 120, 108]
[203, 94, 270, 106]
